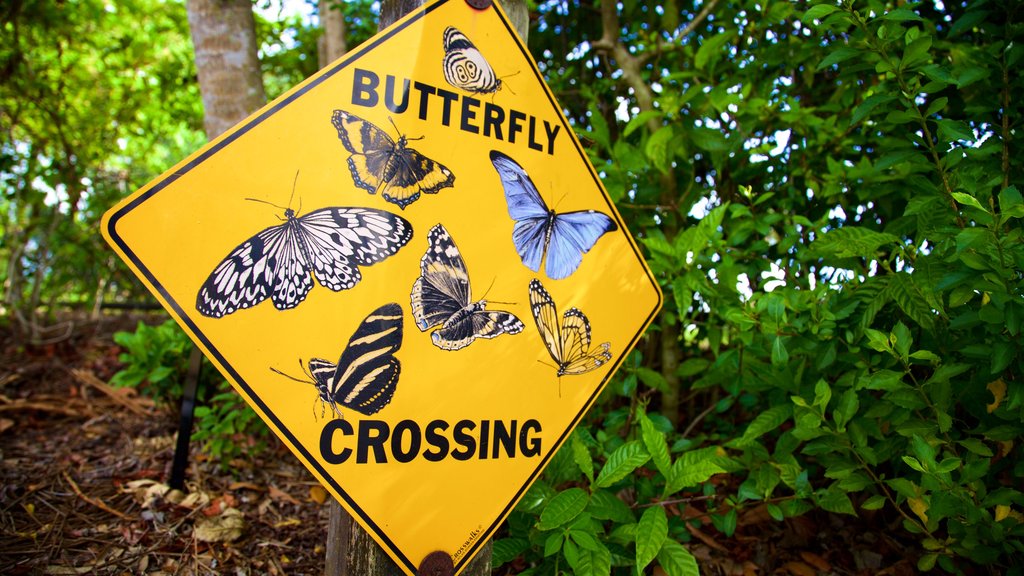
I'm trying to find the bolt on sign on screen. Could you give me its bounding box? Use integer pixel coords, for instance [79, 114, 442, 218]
[102, 0, 661, 573]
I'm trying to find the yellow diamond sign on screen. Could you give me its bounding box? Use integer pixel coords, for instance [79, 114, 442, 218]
[101, 1, 661, 573]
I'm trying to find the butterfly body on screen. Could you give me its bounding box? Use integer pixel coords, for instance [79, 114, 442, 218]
[442, 27, 500, 94]
[197, 206, 413, 318]
[332, 110, 455, 209]
[411, 224, 524, 351]
[298, 303, 404, 419]
[491, 150, 617, 280]
[529, 279, 611, 377]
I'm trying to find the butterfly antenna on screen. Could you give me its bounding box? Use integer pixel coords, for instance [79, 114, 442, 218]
[270, 365, 312, 384]
[289, 170, 300, 210]
[391, 115, 424, 142]
[245, 197, 289, 211]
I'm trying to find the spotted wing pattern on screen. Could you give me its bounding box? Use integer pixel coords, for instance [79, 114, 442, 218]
[331, 110, 455, 209]
[196, 207, 412, 318]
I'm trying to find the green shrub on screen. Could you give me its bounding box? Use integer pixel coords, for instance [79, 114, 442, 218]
[111, 319, 269, 466]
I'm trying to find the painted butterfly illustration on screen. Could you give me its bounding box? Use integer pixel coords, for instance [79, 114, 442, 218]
[273, 303, 403, 419]
[490, 150, 617, 280]
[196, 205, 413, 318]
[443, 26, 501, 94]
[331, 110, 455, 209]
[410, 223, 525, 351]
[529, 279, 612, 377]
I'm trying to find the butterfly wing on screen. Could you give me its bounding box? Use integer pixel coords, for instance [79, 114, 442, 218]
[443, 26, 499, 94]
[411, 224, 471, 330]
[558, 308, 612, 376]
[297, 207, 413, 291]
[331, 110, 397, 194]
[307, 358, 344, 418]
[528, 279, 564, 367]
[332, 109, 454, 209]
[490, 151, 553, 272]
[378, 144, 456, 209]
[330, 303, 404, 416]
[196, 220, 313, 317]
[432, 304, 525, 351]
[544, 211, 617, 280]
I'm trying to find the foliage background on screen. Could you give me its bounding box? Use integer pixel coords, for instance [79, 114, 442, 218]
[2, 0, 1022, 574]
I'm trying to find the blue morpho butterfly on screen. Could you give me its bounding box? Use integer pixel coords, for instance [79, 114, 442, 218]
[489, 151, 617, 280]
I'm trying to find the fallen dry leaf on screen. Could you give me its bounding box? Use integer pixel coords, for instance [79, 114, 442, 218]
[309, 485, 328, 504]
[781, 560, 817, 576]
[268, 485, 301, 506]
[799, 551, 831, 571]
[0, 417, 14, 433]
[194, 507, 244, 543]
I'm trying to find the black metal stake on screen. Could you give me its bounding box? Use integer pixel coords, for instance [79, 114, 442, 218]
[168, 346, 203, 491]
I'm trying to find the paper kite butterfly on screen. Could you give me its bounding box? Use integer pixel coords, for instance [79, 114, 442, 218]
[490, 150, 617, 280]
[410, 223, 524, 351]
[273, 303, 404, 419]
[442, 26, 501, 94]
[331, 110, 455, 209]
[195, 205, 413, 318]
[529, 279, 612, 377]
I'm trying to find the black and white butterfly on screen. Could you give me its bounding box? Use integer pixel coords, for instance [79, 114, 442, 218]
[332, 110, 455, 209]
[274, 303, 403, 419]
[529, 279, 611, 377]
[490, 150, 617, 280]
[410, 223, 524, 351]
[196, 205, 413, 318]
[442, 26, 501, 94]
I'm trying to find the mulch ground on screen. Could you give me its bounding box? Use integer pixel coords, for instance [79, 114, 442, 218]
[0, 315, 921, 576]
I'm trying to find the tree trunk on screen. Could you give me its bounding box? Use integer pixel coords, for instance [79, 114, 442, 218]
[319, 0, 348, 68]
[186, 0, 266, 139]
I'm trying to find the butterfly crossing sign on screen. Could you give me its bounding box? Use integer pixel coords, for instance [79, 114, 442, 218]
[101, 0, 661, 574]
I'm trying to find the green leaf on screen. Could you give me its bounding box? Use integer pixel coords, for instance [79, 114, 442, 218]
[881, 8, 924, 22]
[595, 441, 650, 488]
[814, 379, 832, 410]
[537, 487, 588, 530]
[657, 539, 700, 576]
[802, 4, 839, 23]
[543, 532, 563, 557]
[571, 432, 595, 484]
[889, 273, 936, 330]
[637, 367, 670, 392]
[862, 495, 887, 510]
[574, 540, 612, 576]
[694, 32, 733, 69]
[640, 411, 672, 477]
[690, 126, 731, 152]
[735, 404, 792, 447]
[817, 486, 857, 515]
[492, 538, 529, 567]
[636, 506, 668, 573]
[851, 94, 898, 126]
[951, 192, 987, 212]
[623, 110, 664, 138]
[998, 185, 1024, 220]
[813, 227, 899, 258]
[588, 490, 634, 523]
[771, 336, 789, 366]
[645, 125, 675, 173]
[816, 46, 860, 71]
[664, 456, 727, 496]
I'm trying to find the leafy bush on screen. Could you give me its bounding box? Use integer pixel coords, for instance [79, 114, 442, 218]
[508, 0, 1024, 573]
[111, 319, 269, 465]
